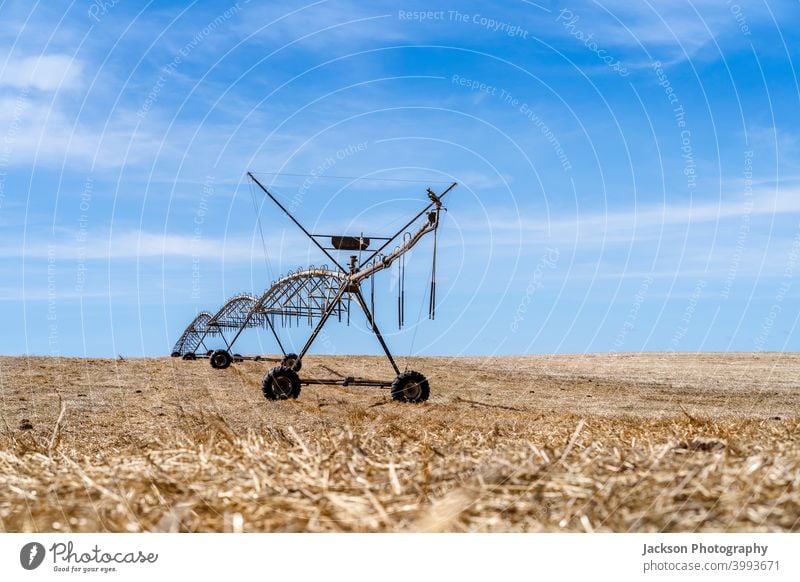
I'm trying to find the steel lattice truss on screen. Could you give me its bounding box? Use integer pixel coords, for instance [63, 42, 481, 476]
[207, 294, 261, 329]
[171, 269, 349, 355]
[252, 268, 348, 322]
[170, 311, 215, 355]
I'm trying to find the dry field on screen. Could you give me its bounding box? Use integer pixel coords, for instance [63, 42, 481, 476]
[0, 353, 798, 533]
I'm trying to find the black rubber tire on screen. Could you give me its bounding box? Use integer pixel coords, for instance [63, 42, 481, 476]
[262, 366, 301, 400]
[209, 349, 233, 369]
[182, 352, 196, 361]
[170, 351, 181, 358]
[280, 353, 302, 371]
[206, 350, 214, 356]
[391, 370, 430, 403]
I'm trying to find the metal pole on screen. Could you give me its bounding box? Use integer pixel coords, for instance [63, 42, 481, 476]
[359, 182, 457, 268]
[194, 325, 215, 353]
[228, 308, 286, 356]
[352, 288, 400, 375]
[247, 172, 346, 273]
[265, 314, 286, 355]
[293, 282, 350, 368]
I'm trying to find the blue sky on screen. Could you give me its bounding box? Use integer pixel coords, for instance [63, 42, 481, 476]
[1, 0, 799, 358]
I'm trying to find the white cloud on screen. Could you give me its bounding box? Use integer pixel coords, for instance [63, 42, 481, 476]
[30, 189, 776, 266]
[0, 96, 151, 168]
[0, 55, 84, 91]
[457, 187, 800, 247]
[0, 228, 322, 266]
[549, 0, 781, 64]
[238, 2, 407, 50]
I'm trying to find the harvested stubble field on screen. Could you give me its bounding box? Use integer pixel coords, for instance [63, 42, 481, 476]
[0, 353, 798, 533]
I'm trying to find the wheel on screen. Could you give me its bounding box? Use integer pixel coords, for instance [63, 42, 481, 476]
[280, 353, 302, 371]
[209, 349, 233, 369]
[170, 351, 181, 358]
[391, 370, 430, 403]
[182, 352, 196, 360]
[262, 366, 301, 400]
[206, 350, 214, 356]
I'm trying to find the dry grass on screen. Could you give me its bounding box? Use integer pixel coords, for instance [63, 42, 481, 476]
[0, 353, 798, 532]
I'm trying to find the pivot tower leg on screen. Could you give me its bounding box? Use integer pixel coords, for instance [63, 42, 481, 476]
[352, 287, 400, 375]
[293, 284, 349, 369]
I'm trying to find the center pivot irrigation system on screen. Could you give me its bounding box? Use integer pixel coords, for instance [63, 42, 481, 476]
[171, 172, 458, 403]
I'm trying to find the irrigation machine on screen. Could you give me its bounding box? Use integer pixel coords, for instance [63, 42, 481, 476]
[171, 172, 457, 403]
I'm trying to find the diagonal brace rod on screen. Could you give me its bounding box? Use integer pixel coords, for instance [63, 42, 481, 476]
[293, 282, 350, 369]
[351, 287, 400, 375]
[248, 172, 346, 273]
[359, 181, 457, 269]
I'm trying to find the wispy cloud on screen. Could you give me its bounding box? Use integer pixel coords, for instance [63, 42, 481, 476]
[0, 54, 84, 91]
[0, 229, 322, 265]
[0, 96, 163, 169]
[458, 187, 800, 246]
[548, 0, 781, 65]
[236, 1, 406, 50]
